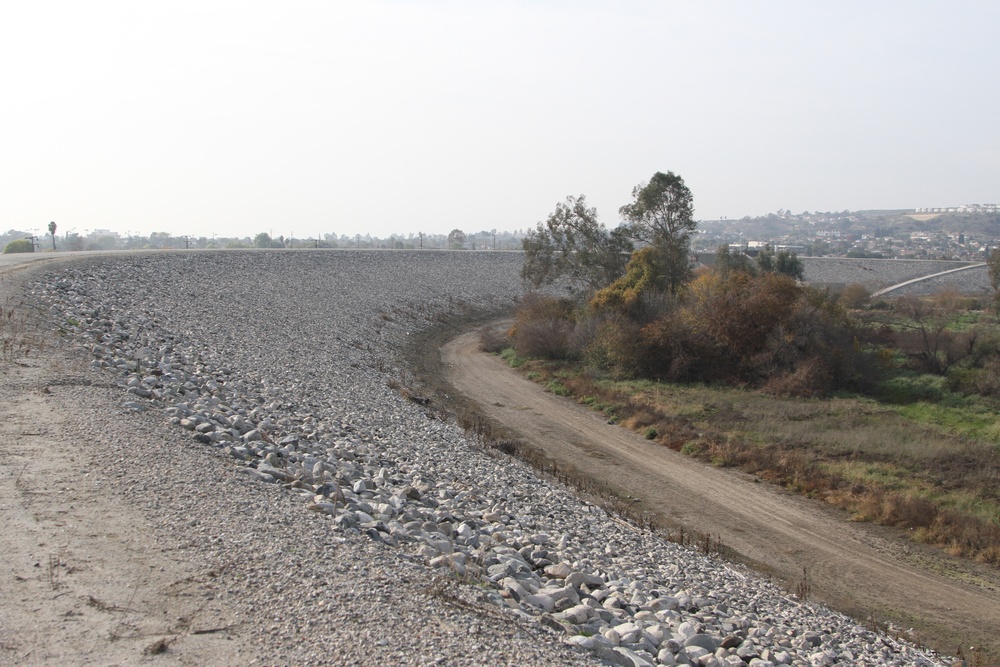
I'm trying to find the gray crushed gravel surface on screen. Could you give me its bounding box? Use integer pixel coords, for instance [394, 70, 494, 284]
[800, 257, 989, 295]
[19, 250, 954, 666]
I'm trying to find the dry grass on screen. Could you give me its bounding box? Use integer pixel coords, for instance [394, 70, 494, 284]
[507, 357, 1000, 565]
[477, 324, 509, 354]
[0, 296, 44, 360]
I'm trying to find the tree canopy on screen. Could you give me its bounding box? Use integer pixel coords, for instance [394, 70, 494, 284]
[521, 195, 633, 294]
[713, 245, 756, 275]
[756, 246, 805, 280]
[619, 171, 695, 293]
[521, 171, 696, 299]
[589, 246, 670, 316]
[447, 229, 467, 249]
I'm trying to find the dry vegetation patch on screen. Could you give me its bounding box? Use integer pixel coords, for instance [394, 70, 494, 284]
[498, 351, 1000, 565]
[0, 294, 44, 360]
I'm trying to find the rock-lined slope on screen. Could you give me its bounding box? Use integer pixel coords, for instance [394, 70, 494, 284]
[28, 250, 949, 666]
[800, 257, 990, 295]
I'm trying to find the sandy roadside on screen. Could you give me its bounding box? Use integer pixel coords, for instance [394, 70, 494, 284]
[0, 259, 255, 665]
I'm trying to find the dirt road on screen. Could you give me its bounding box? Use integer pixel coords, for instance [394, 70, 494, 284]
[443, 326, 1000, 658]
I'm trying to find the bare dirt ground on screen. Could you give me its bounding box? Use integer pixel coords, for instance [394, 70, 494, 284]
[441, 324, 1000, 660]
[0, 260, 252, 665]
[0, 357, 249, 666]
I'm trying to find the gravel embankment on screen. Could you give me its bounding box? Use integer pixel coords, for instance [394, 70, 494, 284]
[800, 257, 990, 295]
[28, 250, 949, 666]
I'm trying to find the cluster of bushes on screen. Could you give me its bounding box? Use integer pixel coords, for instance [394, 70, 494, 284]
[513, 268, 1000, 404]
[515, 180, 1000, 399]
[512, 255, 874, 396]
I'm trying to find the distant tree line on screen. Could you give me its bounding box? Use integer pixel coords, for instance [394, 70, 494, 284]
[0, 227, 528, 253]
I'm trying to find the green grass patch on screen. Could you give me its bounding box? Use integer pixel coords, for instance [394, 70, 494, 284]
[546, 380, 570, 396]
[500, 347, 527, 368]
[877, 372, 949, 404]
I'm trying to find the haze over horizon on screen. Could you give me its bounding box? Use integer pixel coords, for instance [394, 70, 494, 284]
[3, 1, 997, 241]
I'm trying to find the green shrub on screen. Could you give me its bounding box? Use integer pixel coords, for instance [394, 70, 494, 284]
[546, 380, 569, 396]
[680, 441, 702, 456]
[500, 348, 526, 368]
[2, 239, 34, 254]
[878, 372, 948, 403]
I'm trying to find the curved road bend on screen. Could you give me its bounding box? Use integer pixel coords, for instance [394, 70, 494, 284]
[443, 327, 1000, 656]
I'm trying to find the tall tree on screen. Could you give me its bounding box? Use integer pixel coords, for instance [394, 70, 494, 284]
[447, 229, 467, 249]
[47, 221, 57, 251]
[521, 195, 633, 294]
[619, 171, 695, 293]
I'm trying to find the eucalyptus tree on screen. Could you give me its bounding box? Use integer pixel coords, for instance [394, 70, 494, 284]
[521, 195, 633, 295]
[619, 171, 695, 293]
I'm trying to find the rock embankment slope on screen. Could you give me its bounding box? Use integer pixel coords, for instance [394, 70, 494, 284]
[17, 250, 951, 666]
[800, 257, 990, 295]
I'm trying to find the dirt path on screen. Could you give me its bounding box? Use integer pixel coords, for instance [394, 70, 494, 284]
[443, 326, 1000, 658]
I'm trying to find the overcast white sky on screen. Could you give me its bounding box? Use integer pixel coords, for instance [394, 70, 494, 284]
[3, 1, 998, 240]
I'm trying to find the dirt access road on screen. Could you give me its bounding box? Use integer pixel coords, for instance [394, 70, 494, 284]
[443, 326, 1000, 659]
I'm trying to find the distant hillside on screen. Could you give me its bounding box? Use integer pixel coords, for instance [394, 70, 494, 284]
[886, 212, 1000, 236]
[698, 210, 1000, 240]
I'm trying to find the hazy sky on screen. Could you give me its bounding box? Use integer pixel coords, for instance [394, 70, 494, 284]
[3, 1, 998, 240]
